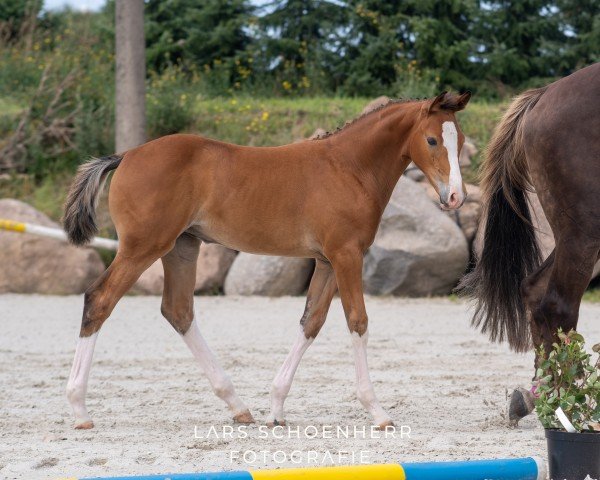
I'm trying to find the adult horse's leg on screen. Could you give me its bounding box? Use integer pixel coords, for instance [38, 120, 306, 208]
[66, 250, 159, 429]
[534, 233, 599, 352]
[330, 248, 393, 429]
[268, 259, 337, 426]
[508, 251, 555, 424]
[511, 234, 599, 424]
[161, 234, 253, 424]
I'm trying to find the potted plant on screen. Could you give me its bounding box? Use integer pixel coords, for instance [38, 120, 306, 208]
[535, 330, 600, 480]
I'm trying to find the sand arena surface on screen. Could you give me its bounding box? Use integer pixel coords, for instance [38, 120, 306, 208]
[1, 294, 599, 479]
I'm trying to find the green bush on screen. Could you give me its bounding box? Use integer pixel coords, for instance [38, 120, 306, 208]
[535, 330, 600, 432]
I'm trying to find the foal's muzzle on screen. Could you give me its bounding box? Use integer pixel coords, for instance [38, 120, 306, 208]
[439, 185, 465, 210]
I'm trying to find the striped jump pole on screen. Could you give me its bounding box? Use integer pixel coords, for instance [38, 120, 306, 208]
[0, 218, 118, 250]
[59, 457, 546, 480]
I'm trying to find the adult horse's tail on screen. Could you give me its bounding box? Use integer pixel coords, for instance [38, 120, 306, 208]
[459, 87, 547, 352]
[63, 154, 122, 245]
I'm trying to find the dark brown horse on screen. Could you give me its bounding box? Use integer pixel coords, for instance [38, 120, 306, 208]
[63, 92, 471, 430]
[460, 63, 600, 422]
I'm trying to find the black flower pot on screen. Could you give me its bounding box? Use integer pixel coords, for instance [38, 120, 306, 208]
[546, 429, 600, 480]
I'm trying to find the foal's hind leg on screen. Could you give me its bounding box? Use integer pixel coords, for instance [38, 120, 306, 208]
[67, 251, 158, 429]
[161, 235, 253, 423]
[268, 259, 337, 427]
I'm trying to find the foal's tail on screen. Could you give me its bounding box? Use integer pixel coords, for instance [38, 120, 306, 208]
[458, 87, 547, 352]
[63, 154, 123, 245]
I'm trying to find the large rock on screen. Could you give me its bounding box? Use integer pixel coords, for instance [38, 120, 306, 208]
[363, 177, 469, 296]
[195, 244, 237, 294]
[224, 255, 313, 296]
[420, 182, 482, 245]
[0, 199, 105, 294]
[132, 244, 237, 295]
[361, 96, 390, 115]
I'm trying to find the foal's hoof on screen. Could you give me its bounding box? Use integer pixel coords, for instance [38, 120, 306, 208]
[74, 420, 94, 430]
[266, 419, 286, 428]
[377, 420, 395, 431]
[508, 387, 535, 426]
[233, 410, 255, 424]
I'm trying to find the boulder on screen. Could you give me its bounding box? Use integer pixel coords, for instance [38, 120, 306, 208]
[460, 136, 478, 169]
[132, 260, 164, 295]
[363, 177, 469, 296]
[420, 182, 482, 245]
[361, 96, 390, 115]
[0, 199, 105, 294]
[309, 128, 327, 140]
[132, 243, 237, 295]
[195, 244, 237, 294]
[224, 254, 314, 296]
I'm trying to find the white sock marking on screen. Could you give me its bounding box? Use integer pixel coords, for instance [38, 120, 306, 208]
[269, 327, 314, 422]
[441, 121, 463, 194]
[351, 330, 392, 426]
[66, 333, 98, 426]
[182, 319, 248, 416]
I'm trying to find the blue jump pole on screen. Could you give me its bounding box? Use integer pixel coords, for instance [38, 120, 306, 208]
[63, 456, 546, 480]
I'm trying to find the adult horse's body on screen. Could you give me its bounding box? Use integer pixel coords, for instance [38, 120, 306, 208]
[63, 92, 471, 430]
[460, 63, 600, 421]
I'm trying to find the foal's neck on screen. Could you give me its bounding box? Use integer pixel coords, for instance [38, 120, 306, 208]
[330, 101, 421, 209]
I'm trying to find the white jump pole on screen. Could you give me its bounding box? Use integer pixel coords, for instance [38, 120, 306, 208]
[0, 218, 119, 251]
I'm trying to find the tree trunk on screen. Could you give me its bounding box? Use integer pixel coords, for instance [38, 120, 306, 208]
[115, 0, 146, 153]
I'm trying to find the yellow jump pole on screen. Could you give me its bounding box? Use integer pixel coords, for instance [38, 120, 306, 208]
[0, 218, 119, 251]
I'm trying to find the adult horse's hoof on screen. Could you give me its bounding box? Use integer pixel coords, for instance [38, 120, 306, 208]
[377, 420, 395, 431]
[266, 419, 286, 428]
[508, 387, 535, 426]
[74, 419, 94, 430]
[233, 410, 255, 424]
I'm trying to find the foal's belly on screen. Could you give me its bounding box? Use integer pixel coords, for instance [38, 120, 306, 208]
[188, 212, 319, 258]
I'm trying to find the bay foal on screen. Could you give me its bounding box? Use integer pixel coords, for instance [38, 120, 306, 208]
[63, 92, 471, 430]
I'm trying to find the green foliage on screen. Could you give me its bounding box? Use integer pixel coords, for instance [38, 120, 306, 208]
[0, 0, 42, 41]
[476, 1, 569, 90]
[147, 65, 196, 138]
[145, 0, 253, 72]
[535, 330, 600, 432]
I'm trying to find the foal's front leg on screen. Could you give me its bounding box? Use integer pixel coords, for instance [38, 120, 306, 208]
[330, 248, 394, 429]
[268, 260, 337, 426]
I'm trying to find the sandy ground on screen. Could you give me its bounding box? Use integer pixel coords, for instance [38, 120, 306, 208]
[0, 294, 599, 479]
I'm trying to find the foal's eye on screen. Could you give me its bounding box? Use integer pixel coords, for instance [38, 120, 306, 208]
[427, 137, 437, 146]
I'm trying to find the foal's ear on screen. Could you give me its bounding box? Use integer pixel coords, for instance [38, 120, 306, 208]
[428, 91, 448, 114]
[428, 91, 472, 113]
[453, 91, 472, 111]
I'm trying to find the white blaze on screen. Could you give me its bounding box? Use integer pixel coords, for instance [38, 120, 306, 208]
[441, 121, 462, 192]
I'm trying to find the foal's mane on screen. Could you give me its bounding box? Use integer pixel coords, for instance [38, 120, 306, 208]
[312, 98, 422, 141]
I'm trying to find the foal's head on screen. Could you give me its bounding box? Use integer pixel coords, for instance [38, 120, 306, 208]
[409, 91, 471, 210]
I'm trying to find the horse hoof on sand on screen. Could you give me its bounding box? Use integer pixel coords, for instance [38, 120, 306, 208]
[377, 420, 395, 431]
[233, 410, 255, 424]
[74, 420, 94, 430]
[508, 387, 535, 426]
[266, 419, 286, 428]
